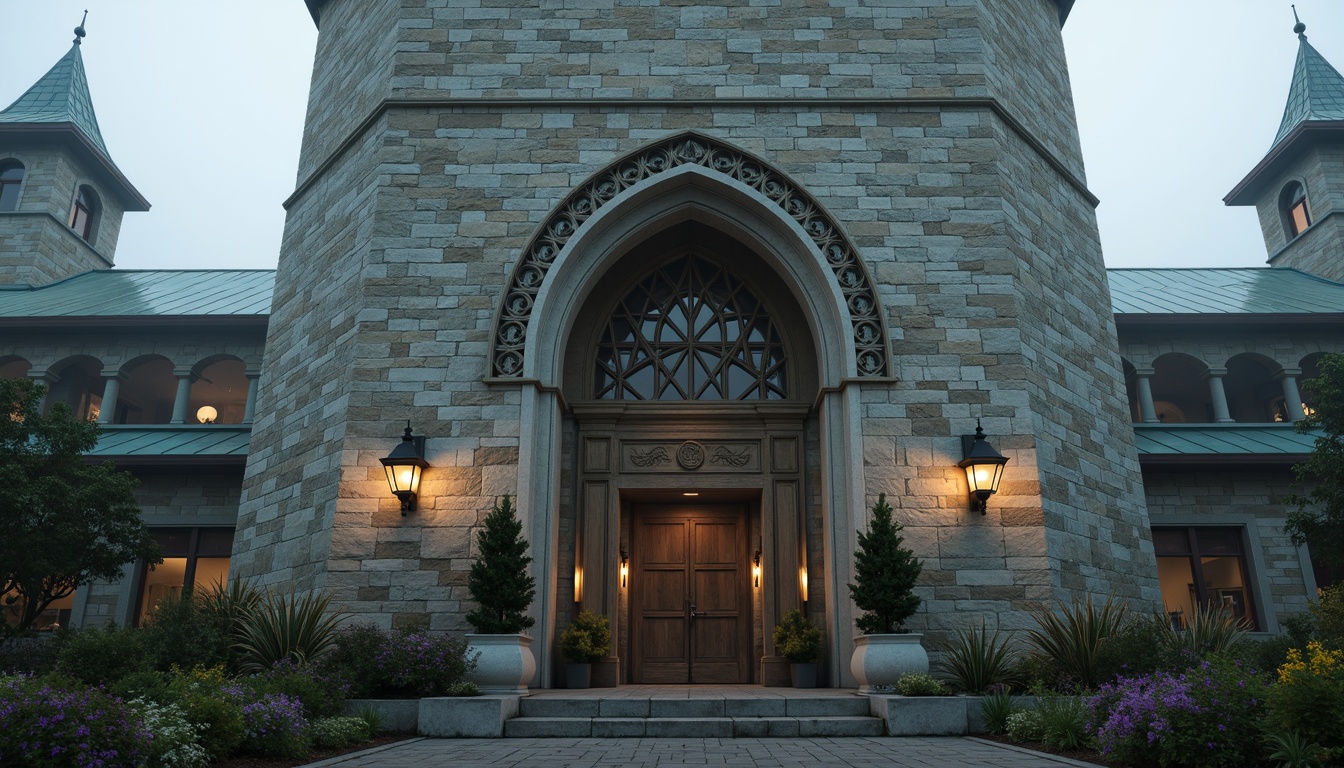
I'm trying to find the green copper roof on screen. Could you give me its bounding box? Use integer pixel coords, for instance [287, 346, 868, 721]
[1134, 423, 1319, 457]
[89, 425, 252, 462]
[0, 270, 274, 318]
[0, 43, 108, 157]
[1273, 34, 1344, 147]
[1108, 268, 1344, 315]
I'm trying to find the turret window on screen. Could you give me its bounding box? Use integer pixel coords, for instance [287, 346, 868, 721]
[0, 160, 23, 212]
[68, 185, 98, 242]
[1281, 181, 1312, 239]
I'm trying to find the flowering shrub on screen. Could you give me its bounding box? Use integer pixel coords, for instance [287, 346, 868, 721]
[1089, 658, 1268, 767]
[309, 716, 372, 749]
[244, 659, 349, 718]
[1266, 641, 1344, 759]
[1004, 709, 1043, 743]
[129, 697, 209, 768]
[373, 630, 477, 697]
[237, 691, 308, 758]
[894, 673, 946, 696]
[0, 674, 152, 767]
[165, 666, 244, 760]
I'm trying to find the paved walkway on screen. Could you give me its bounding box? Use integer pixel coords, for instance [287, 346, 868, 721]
[307, 737, 1103, 767]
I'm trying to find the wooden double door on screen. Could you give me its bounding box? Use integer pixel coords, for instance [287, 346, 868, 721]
[630, 504, 752, 684]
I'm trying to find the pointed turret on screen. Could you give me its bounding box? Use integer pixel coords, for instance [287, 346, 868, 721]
[0, 19, 149, 287]
[1225, 13, 1344, 282]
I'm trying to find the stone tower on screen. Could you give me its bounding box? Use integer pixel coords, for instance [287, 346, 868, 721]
[0, 24, 149, 287]
[238, 0, 1160, 688]
[1226, 18, 1344, 281]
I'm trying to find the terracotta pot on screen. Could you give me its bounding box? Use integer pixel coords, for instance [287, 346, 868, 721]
[466, 633, 535, 694]
[850, 633, 929, 693]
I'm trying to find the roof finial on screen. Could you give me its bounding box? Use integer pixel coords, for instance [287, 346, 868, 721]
[1292, 5, 1307, 38]
[73, 10, 88, 45]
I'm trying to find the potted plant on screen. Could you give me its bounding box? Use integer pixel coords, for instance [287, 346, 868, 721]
[465, 495, 538, 694]
[773, 608, 823, 688]
[848, 493, 927, 693]
[558, 609, 611, 689]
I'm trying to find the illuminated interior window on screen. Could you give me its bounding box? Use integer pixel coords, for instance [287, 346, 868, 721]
[1, 589, 74, 631]
[1153, 527, 1257, 630]
[136, 527, 234, 624]
[1281, 182, 1312, 239]
[594, 254, 787, 401]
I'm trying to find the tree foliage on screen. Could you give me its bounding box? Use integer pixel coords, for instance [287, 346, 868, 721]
[465, 495, 536, 634]
[848, 493, 923, 634]
[0, 379, 160, 636]
[1287, 354, 1344, 568]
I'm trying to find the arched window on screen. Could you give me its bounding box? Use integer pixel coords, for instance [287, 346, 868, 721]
[68, 185, 98, 242]
[0, 160, 23, 212]
[594, 254, 787, 401]
[1281, 181, 1312, 239]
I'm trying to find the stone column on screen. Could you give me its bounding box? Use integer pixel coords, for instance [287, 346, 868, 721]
[98, 373, 124, 424]
[1278, 368, 1306, 421]
[243, 368, 262, 424]
[26, 369, 58, 412]
[170, 368, 197, 424]
[1204, 368, 1234, 423]
[1135, 367, 1159, 423]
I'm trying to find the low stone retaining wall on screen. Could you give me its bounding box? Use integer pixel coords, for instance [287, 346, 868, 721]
[344, 699, 420, 734]
[868, 695, 1036, 736]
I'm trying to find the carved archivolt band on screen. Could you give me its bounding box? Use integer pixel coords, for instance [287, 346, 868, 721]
[491, 133, 889, 379]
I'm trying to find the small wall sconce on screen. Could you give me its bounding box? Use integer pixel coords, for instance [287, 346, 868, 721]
[959, 420, 1009, 515]
[380, 421, 428, 515]
[799, 567, 809, 604]
[620, 547, 629, 589]
[752, 549, 762, 588]
[196, 405, 218, 424]
[574, 566, 583, 603]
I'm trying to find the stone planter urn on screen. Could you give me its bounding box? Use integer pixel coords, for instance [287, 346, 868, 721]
[466, 633, 535, 694]
[789, 662, 819, 688]
[851, 633, 929, 693]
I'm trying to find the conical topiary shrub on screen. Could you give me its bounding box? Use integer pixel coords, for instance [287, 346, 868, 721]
[848, 493, 923, 634]
[466, 495, 536, 634]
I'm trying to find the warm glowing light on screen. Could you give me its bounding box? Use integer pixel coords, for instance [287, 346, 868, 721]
[620, 561, 629, 589]
[398, 469, 414, 487]
[196, 405, 218, 424]
[682, 492, 700, 497]
[574, 566, 584, 603]
[752, 562, 761, 588]
[799, 568, 809, 603]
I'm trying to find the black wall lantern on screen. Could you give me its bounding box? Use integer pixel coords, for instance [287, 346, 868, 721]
[958, 420, 1009, 514]
[381, 422, 428, 515]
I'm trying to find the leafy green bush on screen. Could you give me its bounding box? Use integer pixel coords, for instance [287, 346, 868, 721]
[1025, 594, 1128, 690]
[107, 669, 170, 703]
[848, 494, 922, 634]
[54, 624, 152, 686]
[234, 588, 345, 673]
[0, 674, 153, 767]
[167, 666, 245, 760]
[0, 636, 59, 676]
[895, 673, 946, 696]
[309, 716, 372, 749]
[130, 696, 210, 768]
[244, 659, 349, 718]
[560, 610, 612, 664]
[1266, 641, 1344, 761]
[374, 630, 477, 697]
[980, 690, 1016, 734]
[1034, 690, 1092, 751]
[1093, 613, 1171, 683]
[237, 691, 308, 758]
[941, 620, 1018, 693]
[322, 623, 386, 698]
[1004, 709, 1044, 743]
[141, 591, 232, 673]
[1314, 585, 1344, 648]
[448, 680, 481, 697]
[771, 609, 822, 664]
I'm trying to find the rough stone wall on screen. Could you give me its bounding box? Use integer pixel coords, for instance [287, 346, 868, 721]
[76, 469, 244, 628]
[0, 143, 121, 286]
[1256, 144, 1344, 281]
[1142, 469, 1317, 628]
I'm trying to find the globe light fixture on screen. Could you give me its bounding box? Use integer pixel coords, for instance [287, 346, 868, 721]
[380, 422, 428, 515]
[958, 420, 1009, 515]
[196, 405, 218, 424]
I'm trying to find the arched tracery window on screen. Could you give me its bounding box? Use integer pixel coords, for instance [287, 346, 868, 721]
[594, 254, 787, 401]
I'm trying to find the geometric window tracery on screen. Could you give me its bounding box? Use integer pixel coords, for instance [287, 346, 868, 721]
[595, 254, 786, 400]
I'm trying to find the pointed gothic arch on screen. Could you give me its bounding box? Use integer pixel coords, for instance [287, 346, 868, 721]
[491, 133, 889, 381]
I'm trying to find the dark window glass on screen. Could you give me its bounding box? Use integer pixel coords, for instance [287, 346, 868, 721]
[68, 186, 96, 241]
[136, 527, 234, 625]
[594, 255, 788, 401]
[1154, 526, 1258, 630]
[0, 161, 23, 212]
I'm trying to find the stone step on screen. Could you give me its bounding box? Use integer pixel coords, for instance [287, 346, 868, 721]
[517, 695, 871, 719]
[503, 715, 883, 738]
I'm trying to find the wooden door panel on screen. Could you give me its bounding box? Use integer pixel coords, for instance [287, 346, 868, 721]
[631, 504, 749, 684]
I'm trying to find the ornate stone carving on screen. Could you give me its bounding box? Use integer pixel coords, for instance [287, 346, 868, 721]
[629, 446, 669, 467]
[491, 133, 889, 379]
[710, 446, 751, 468]
[676, 441, 706, 470]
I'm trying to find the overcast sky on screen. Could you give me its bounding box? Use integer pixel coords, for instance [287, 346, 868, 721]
[3, 1, 1342, 272]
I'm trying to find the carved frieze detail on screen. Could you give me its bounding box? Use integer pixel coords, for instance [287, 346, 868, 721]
[620, 439, 762, 474]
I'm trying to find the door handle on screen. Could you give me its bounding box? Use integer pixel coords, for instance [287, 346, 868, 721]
[690, 602, 704, 620]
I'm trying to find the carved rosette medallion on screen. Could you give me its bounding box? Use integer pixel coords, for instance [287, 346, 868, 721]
[490, 133, 889, 379]
[676, 441, 706, 470]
